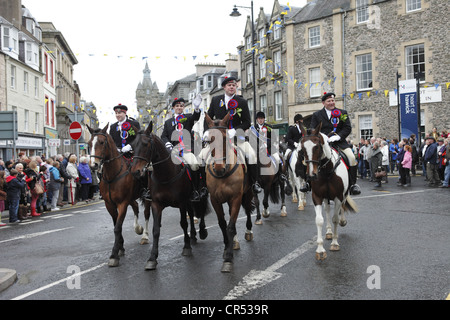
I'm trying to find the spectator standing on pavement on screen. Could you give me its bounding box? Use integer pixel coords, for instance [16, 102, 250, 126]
[423, 136, 440, 187]
[78, 156, 92, 202]
[381, 140, 389, 183]
[66, 155, 79, 205]
[440, 138, 450, 188]
[49, 161, 63, 211]
[401, 145, 412, 187]
[0, 171, 6, 226]
[6, 169, 26, 223]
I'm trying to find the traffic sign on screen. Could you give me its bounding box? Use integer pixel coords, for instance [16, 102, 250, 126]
[69, 121, 82, 140]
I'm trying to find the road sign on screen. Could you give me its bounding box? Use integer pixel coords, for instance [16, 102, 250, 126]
[69, 121, 82, 140]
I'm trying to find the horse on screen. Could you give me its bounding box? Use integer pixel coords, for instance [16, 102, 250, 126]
[298, 122, 358, 260]
[87, 124, 150, 267]
[283, 143, 307, 211]
[130, 122, 210, 270]
[253, 139, 288, 224]
[204, 113, 255, 273]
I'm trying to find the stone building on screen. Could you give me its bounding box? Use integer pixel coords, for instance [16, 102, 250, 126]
[240, 0, 449, 142]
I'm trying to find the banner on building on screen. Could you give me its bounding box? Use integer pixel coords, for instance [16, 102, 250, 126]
[399, 79, 418, 140]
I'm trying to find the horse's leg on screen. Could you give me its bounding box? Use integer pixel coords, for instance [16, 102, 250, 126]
[222, 197, 241, 273]
[262, 186, 270, 218]
[243, 193, 254, 242]
[180, 205, 192, 256]
[313, 199, 327, 261]
[108, 202, 127, 267]
[289, 168, 298, 203]
[140, 199, 150, 245]
[330, 200, 342, 252]
[324, 201, 333, 240]
[131, 200, 143, 235]
[187, 203, 197, 243]
[145, 202, 162, 270]
[280, 177, 287, 217]
[254, 193, 262, 225]
[297, 177, 306, 211]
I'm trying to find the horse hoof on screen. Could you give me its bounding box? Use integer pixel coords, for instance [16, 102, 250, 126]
[108, 258, 120, 267]
[118, 249, 125, 257]
[221, 262, 233, 273]
[199, 229, 208, 240]
[330, 244, 340, 251]
[292, 198, 298, 203]
[182, 248, 192, 256]
[245, 231, 253, 241]
[262, 210, 270, 218]
[233, 241, 240, 250]
[325, 233, 333, 240]
[255, 219, 263, 225]
[280, 207, 287, 217]
[135, 225, 144, 235]
[145, 260, 157, 270]
[298, 204, 304, 211]
[140, 238, 150, 245]
[339, 220, 347, 227]
[315, 251, 327, 261]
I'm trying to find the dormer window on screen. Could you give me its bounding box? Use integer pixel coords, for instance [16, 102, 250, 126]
[2, 26, 19, 54]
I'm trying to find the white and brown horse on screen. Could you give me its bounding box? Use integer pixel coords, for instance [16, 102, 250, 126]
[298, 122, 358, 260]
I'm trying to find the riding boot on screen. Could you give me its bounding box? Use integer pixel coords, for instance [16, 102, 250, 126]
[198, 166, 209, 199]
[189, 169, 201, 202]
[349, 165, 361, 195]
[248, 164, 262, 194]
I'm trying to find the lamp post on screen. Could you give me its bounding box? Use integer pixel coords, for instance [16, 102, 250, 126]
[230, 1, 257, 124]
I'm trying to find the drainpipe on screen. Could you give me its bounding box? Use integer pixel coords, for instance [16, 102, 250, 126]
[342, 9, 347, 110]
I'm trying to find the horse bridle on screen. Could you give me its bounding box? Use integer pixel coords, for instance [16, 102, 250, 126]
[302, 135, 333, 174]
[206, 126, 240, 179]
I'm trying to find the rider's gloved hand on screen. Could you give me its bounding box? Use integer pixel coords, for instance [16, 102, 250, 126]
[193, 94, 202, 111]
[121, 144, 132, 153]
[328, 135, 341, 143]
[227, 128, 236, 139]
[165, 142, 173, 150]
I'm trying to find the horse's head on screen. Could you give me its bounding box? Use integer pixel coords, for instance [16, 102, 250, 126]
[87, 123, 111, 169]
[299, 122, 331, 180]
[205, 113, 232, 176]
[130, 122, 154, 177]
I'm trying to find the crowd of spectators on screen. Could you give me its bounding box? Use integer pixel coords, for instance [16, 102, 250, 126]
[355, 129, 450, 189]
[0, 152, 99, 226]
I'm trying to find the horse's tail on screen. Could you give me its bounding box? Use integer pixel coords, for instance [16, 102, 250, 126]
[242, 190, 256, 216]
[342, 195, 359, 213]
[269, 179, 280, 204]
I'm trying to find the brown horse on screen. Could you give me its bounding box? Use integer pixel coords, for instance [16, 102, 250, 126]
[298, 122, 358, 260]
[130, 122, 210, 270]
[204, 113, 255, 273]
[87, 124, 150, 267]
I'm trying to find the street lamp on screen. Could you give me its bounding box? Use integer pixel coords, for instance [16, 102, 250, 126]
[230, 1, 257, 124]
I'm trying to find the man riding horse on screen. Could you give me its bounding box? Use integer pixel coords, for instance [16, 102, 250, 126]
[308, 92, 361, 195]
[110, 104, 140, 156]
[199, 76, 262, 194]
[161, 96, 207, 202]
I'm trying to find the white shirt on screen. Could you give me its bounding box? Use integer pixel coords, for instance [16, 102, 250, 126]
[224, 94, 235, 109]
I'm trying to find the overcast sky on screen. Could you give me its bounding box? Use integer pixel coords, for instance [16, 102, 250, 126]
[22, 0, 306, 126]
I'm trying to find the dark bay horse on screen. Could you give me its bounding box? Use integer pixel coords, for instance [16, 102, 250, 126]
[87, 124, 150, 267]
[254, 145, 288, 224]
[298, 122, 358, 260]
[130, 122, 210, 270]
[204, 113, 255, 273]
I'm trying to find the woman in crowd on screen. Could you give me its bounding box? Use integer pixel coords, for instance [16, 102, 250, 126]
[78, 156, 92, 202]
[0, 171, 6, 226]
[401, 145, 412, 187]
[24, 160, 42, 217]
[66, 154, 79, 205]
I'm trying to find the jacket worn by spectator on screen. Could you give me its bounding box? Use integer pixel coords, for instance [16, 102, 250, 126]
[6, 175, 26, 200]
[78, 162, 92, 184]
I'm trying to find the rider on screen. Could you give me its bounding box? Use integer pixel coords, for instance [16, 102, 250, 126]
[253, 111, 286, 181]
[200, 76, 261, 194]
[110, 104, 140, 157]
[285, 113, 305, 160]
[309, 92, 361, 195]
[161, 96, 207, 202]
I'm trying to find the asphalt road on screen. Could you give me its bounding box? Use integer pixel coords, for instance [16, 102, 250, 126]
[0, 174, 449, 303]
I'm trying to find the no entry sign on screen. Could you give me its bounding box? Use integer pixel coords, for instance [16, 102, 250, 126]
[69, 121, 82, 140]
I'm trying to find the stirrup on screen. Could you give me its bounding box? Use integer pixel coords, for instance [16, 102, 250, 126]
[190, 190, 201, 202]
[253, 182, 262, 194]
[279, 174, 287, 182]
[350, 184, 361, 195]
[300, 182, 310, 193]
[199, 187, 209, 199]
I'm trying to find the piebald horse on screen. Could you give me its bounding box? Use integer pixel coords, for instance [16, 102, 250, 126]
[298, 122, 358, 260]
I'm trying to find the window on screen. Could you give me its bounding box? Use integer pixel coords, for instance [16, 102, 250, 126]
[10, 65, 16, 89]
[359, 115, 373, 140]
[407, 0, 421, 12]
[406, 44, 425, 81]
[205, 75, 213, 89]
[2, 26, 18, 52]
[309, 67, 321, 97]
[260, 95, 267, 116]
[24, 110, 29, 132]
[356, 53, 373, 90]
[35, 112, 39, 133]
[45, 96, 49, 125]
[23, 72, 28, 93]
[246, 36, 252, 51]
[197, 79, 204, 92]
[51, 100, 55, 127]
[35, 77, 39, 97]
[259, 28, 266, 47]
[356, 0, 369, 23]
[259, 57, 266, 79]
[248, 98, 254, 119]
[274, 23, 281, 40]
[273, 50, 281, 74]
[309, 26, 320, 48]
[275, 91, 282, 120]
[246, 63, 253, 84]
[44, 52, 49, 82]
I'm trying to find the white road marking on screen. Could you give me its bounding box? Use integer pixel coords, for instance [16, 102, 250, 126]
[11, 263, 107, 300]
[223, 237, 317, 300]
[0, 227, 73, 244]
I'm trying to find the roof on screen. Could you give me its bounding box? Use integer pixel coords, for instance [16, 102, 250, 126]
[291, 0, 351, 23]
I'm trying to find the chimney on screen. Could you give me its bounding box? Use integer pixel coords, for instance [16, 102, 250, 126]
[0, 0, 22, 28]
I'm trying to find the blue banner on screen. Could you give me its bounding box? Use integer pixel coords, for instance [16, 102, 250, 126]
[399, 80, 418, 140]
